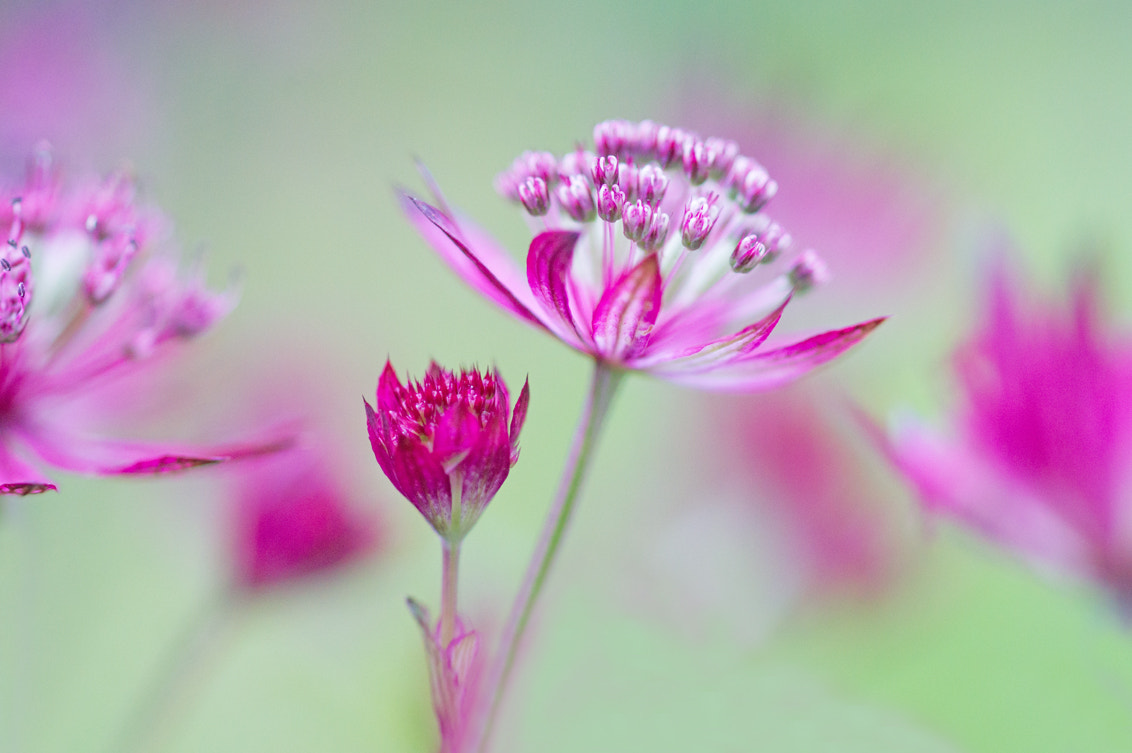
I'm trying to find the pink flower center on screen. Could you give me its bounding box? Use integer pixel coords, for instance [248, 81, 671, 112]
[386, 366, 502, 447]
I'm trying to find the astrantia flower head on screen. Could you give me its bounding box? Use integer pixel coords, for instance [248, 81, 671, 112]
[232, 446, 381, 592]
[365, 361, 529, 542]
[886, 264, 1132, 602]
[402, 119, 884, 391]
[0, 148, 266, 495]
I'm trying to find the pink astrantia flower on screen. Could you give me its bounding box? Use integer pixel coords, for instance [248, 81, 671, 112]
[886, 265, 1132, 600]
[232, 444, 381, 591]
[720, 387, 897, 595]
[401, 119, 884, 391]
[364, 361, 529, 542]
[0, 149, 273, 495]
[408, 599, 482, 753]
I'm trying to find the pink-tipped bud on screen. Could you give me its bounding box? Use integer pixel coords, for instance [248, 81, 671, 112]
[631, 120, 659, 159]
[556, 149, 594, 180]
[594, 119, 633, 158]
[704, 137, 741, 179]
[519, 151, 558, 184]
[616, 161, 639, 204]
[655, 125, 689, 168]
[641, 210, 670, 252]
[590, 154, 619, 187]
[730, 232, 768, 273]
[556, 175, 596, 222]
[728, 157, 777, 213]
[517, 177, 550, 216]
[680, 194, 720, 250]
[758, 221, 793, 261]
[682, 138, 711, 185]
[637, 164, 669, 207]
[622, 199, 653, 242]
[596, 183, 626, 222]
[788, 250, 829, 293]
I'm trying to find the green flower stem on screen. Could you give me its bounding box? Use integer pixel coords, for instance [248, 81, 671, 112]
[440, 538, 461, 648]
[472, 361, 623, 753]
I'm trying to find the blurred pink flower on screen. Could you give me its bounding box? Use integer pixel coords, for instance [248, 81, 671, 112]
[409, 599, 483, 753]
[0, 5, 156, 160]
[402, 119, 884, 391]
[886, 265, 1132, 599]
[365, 361, 529, 542]
[232, 443, 381, 591]
[0, 149, 273, 494]
[720, 387, 897, 595]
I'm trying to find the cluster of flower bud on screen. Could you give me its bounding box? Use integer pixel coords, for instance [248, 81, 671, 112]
[492, 120, 826, 289]
[494, 121, 788, 255]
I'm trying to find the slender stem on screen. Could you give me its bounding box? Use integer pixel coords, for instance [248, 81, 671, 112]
[472, 361, 623, 753]
[108, 587, 240, 753]
[440, 539, 461, 648]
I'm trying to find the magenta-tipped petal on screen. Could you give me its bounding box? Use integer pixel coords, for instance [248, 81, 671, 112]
[399, 193, 547, 330]
[591, 254, 662, 360]
[641, 296, 790, 371]
[509, 378, 530, 463]
[0, 444, 57, 495]
[527, 230, 583, 338]
[659, 317, 886, 391]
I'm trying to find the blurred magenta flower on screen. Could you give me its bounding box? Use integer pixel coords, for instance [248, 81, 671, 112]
[0, 5, 156, 160]
[232, 445, 382, 591]
[365, 361, 529, 542]
[402, 119, 884, 391]
[409, 598, 483, 753]
[0, 149, 273, 495]
[886, 265, 1132, 599]
[720, 387, 897, 595]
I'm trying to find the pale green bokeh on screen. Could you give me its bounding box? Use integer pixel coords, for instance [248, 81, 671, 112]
[3, 1, 1132, 751]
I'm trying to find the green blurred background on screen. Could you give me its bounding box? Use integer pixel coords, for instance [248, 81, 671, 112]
[3, 1, 1132, 751]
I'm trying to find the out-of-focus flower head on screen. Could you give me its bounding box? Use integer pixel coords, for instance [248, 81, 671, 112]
[231, 442, 382, 592]
[0, 4, 156, 160]
[719, 386, 899, 596]
[624, 384, 903, 644]
[364, 361, 529, 543]
[401, 118, 885, 391]
[0, 147, 271, 495]
[885, 263, 1132, 603]
[408, 598, 481, 753]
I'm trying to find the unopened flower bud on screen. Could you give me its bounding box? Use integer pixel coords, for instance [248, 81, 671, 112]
[641, 210, 670, 252]
[680, 194, 720, 250]
[622, 199, 653, 242]
[594, 119, 633, 158]
[682, 138, 711, 185]
[517, 177, 550, 216]
[596, 183, 626, 222]
[556, 175, 596, 222]
[616, 161, 639, 203]
[704, 137, 740, 179]
[730, 232, 768, 273]
[637, 164, 669, 207]
[590, 154, 619, 187]
[655, 125, 689, 168]
[788, 250, 829, 293]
